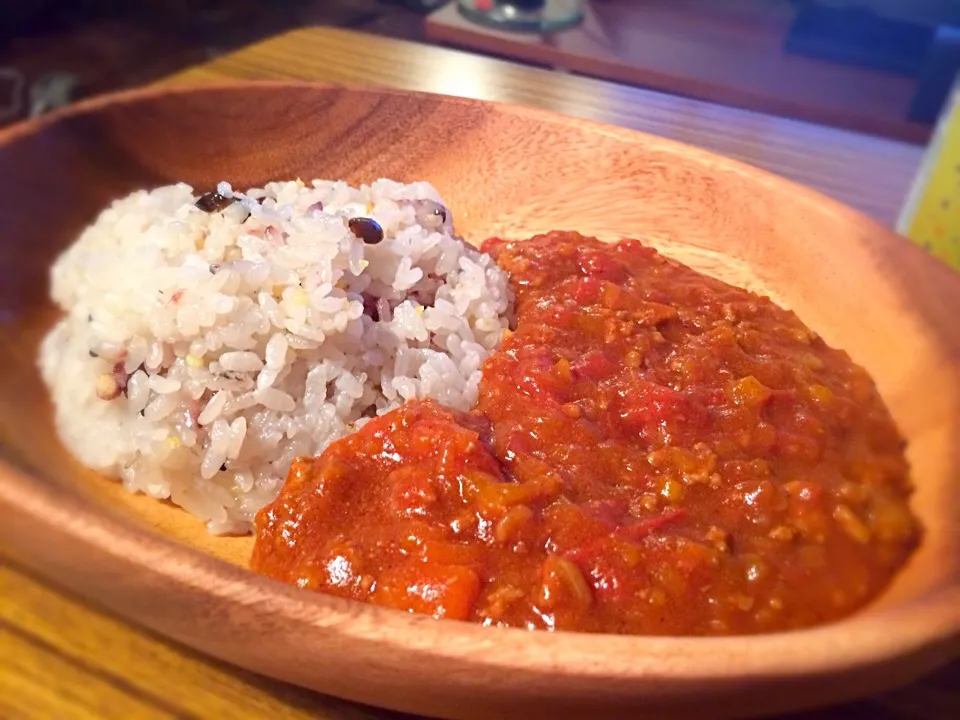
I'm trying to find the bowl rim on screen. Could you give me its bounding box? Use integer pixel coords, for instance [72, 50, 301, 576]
[0, 80, 958, 689]
[4, 457, 958, 683]
[0, 78, 930, 246]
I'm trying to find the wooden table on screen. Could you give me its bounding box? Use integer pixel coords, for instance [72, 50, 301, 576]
[426, 0, 932, 143]
[2, 26, 954, 720]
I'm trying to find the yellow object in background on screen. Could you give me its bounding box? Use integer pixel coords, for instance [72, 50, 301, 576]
[898, 79, 960, 270]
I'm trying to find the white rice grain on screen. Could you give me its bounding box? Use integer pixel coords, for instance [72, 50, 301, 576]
[264, 333, 288, 369]
[197, 390, 229, 426]
[256, 387, 296, 413]
[148, 375, 182, 394]
[219, 351, 264, 373]
[144, 393, 178, 422]
[126, 370, 150, 414]
[227, 417, 247, 461]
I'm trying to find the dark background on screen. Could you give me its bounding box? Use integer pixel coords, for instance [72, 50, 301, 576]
[0, 1, 427, 126]
[5, 1, 960, 130]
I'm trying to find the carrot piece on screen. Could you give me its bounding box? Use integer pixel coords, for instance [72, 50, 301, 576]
[420, 541, 484, 566]
[373, 563, 481, 620]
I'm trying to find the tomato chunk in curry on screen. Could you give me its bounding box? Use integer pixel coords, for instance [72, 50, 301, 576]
[251, 232, 919, 635]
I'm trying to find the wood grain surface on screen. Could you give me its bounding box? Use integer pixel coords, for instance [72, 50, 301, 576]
[2, 552, 955, 720]
[426, 0, 932, 143]
[0, 556, 400, 720]
[0, 27, 956, 720]
[164, 26, 923, 228]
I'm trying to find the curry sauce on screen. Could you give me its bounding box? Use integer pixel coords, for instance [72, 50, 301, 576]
[251, 232, 919, 635]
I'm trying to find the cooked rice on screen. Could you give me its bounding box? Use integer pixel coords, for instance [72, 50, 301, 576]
[39, 179, 512, 533]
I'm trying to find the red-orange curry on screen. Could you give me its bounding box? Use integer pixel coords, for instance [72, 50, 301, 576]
[251, 232, 919, 635]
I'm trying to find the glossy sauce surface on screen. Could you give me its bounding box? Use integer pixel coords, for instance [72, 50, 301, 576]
[251, 232, 919, 635]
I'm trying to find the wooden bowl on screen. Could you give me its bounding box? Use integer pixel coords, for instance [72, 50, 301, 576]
[0, 83, 958, 720]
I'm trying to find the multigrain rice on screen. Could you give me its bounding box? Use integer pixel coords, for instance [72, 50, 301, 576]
[39, 179, 512, 533]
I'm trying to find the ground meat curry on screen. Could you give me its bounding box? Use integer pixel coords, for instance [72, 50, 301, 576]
[251, 232, 919, 635]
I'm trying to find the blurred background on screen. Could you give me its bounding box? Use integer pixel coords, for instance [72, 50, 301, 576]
[4, 0, 960, 141]
[0, 1, 412, 123]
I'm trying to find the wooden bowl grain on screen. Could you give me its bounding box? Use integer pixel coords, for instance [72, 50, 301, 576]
[0, 83, 958, 720]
